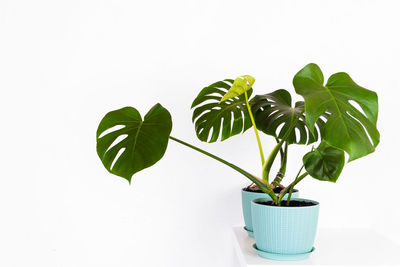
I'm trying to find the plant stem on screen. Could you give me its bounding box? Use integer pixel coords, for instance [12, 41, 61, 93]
[284, 146, 313, 205]
[286, 185, 295, 206]
[278, 172, 308, 205]
[244, 90, 265, 166]
[294, 164, 305, 185]
[169, 136, 278, 202]
[276, 138, 284, 162]
[271, 141, 288, 187]
[262, 117, 299, 184]
[286, 165, 303, 206]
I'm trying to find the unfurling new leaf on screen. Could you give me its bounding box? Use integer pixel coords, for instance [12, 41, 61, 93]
[219, 75, 255, 103]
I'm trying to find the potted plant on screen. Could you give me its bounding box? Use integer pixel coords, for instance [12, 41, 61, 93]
[95, 63, 379, 260]
[190, 76, 301, 237]
[95, 75, 296, 228]
[247, 63, 379, 260]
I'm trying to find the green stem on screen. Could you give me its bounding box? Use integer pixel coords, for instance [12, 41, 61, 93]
[285, 147, 312, 205]
[276, 138, 285, 162]
[262, 117, 299, 184]
[244, 90, 265, 166]
[294, 164, 305, 184]
[286, 185, 294, 206]
[169, 136, 278, 202]
[286, 165, 302, 206]
[271, 141, 288, 187]
[278, 172, 308, 205]
[281, 142, 288, 174]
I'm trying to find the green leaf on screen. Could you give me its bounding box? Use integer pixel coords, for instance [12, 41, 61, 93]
[251, 89, 326, 144]
[191, 79, 253, 142]
[96, 104, 172, 182]
[219, 75, 255, 103]
[293, 63, 380, 161]
[303, 141, 345, 182]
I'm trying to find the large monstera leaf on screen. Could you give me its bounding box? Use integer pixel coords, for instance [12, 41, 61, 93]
[191, 79, 253, 142]
[96, 104, 172, 182]
[303, 141, 345, 182]
[293, 63, 380, 161]
[251, 89, 326, 144]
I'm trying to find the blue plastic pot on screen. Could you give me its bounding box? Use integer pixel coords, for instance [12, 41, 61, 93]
[241, 188, 299, 237]
[251, 198, 319, 260]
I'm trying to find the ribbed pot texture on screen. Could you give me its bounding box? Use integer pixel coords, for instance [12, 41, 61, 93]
[251, 198, 319, 254]
[241, 189, 299, 232]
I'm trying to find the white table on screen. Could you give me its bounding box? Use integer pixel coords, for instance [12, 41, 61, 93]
[232, 227, 400, 266]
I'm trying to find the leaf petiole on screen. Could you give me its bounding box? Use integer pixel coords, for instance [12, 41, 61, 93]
[169, 136, 278, 202]
[244, 90, 265, 166]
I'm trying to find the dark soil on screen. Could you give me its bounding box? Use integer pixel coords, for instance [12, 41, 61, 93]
[255, 200, 316, 207]
[243, 185, 298, 194]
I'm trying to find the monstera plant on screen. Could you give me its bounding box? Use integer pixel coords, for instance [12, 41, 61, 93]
[96, 63, 379, 206]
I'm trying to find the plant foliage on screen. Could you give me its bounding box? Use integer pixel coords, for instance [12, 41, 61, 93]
[96, 63, 380, 206]
[293, 63, 379, 161]
[251, 89, 326, 144]
[96, 104, 172, 182]
[191, 79, 253, 142]
[219, 75, 255, 102]
[303, 141, 345, 182]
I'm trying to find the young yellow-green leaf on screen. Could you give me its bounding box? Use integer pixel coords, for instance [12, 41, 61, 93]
[293, 63, 380, 161]
[219, 75, 255, 103]
[96, 104, 172, 183]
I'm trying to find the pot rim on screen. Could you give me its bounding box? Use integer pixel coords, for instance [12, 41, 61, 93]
[242, 187, 299, 193]
[252, 197, 319, 208]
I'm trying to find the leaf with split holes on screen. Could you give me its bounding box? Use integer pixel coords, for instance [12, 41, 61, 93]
[251, 89, 326, 144]
[303, 141, 345, 182]
[293, 63, 380, 161]
[191, 79, 253, 142]
[96, 104, 172, 182]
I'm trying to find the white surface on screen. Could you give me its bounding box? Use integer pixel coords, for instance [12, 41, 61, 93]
[1, 0, 400, 266]
[233, 227, 400, 266]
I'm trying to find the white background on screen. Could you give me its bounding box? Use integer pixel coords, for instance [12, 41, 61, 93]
[1, 0, 399, 266]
